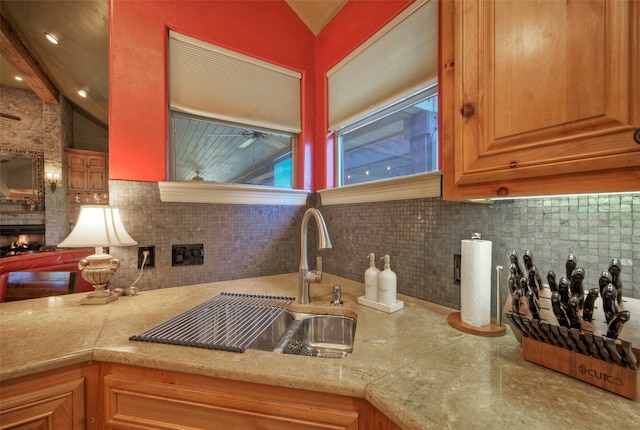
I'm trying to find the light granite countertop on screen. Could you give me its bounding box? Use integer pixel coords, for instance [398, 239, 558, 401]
[1, 273, 638, 429]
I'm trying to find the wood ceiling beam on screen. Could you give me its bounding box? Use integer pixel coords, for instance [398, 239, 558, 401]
[0, 14, 59, 104]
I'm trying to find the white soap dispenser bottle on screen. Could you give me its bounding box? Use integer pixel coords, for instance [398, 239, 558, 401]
[364, 253, 380, 301]
[378, 255, 397, 306]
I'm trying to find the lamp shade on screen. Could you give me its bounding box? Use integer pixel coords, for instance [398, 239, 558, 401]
[58, 205, 137, 248]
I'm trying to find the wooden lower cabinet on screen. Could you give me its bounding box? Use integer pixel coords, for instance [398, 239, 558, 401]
[102, 363, 401, 430]
[1, 362, 401, 430]
[0, 363, 100, 430]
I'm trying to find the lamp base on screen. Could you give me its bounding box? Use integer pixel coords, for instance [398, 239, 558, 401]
[78, 253, 121, 305]
[81, 294, 119, 305]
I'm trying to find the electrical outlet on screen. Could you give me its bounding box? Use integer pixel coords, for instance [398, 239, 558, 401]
[453, 254, 461, 284]
[138, 246, 155, 269]
[172, 244, 204, 266]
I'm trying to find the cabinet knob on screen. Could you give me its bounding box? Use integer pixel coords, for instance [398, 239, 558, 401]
[634, 128, 640, 144]
[496, 187, 509, 197]
[460, 104, 475, 118]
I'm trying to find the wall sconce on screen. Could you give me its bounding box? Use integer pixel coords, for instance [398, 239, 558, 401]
[46, 172, 59, 192]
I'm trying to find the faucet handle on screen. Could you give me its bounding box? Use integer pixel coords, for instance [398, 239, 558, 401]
[331, 284, 343, 305]
[316, 255, 323, 273]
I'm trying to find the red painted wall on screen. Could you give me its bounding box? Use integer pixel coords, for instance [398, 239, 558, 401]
[109, 0, 315, 186]
[109, 0, 410, 191]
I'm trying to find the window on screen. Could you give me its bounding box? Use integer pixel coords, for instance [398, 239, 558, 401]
[171, 113, 294, 187]
[168, 30, 300, 188]
[327, 0, 438, 189]
[337, 87, 438, 186]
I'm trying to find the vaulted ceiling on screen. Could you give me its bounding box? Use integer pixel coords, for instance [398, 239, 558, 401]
[0, 0, 347, 129]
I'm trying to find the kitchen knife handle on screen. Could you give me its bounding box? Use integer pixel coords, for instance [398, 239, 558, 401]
[602, 283, 619, 323]
[606, 310, 630, 340]
[547, 270, 557, 292]
[582, 288, 599, 322]
[527, 289, 541, 320]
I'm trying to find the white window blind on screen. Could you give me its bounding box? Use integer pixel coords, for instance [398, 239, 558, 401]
[327, 0, 438, 131]
[169, 31, 301, 133]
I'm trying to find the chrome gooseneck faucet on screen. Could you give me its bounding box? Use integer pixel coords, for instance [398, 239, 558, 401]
[298, 208, 332, 304]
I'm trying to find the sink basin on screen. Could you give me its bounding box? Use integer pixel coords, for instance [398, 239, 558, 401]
[278, 314, 357, 358]
[246, 310, 295, 351]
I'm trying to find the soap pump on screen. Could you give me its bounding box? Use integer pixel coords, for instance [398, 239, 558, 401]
[364, 253, 380, 301]
[378, 254, 397, 306]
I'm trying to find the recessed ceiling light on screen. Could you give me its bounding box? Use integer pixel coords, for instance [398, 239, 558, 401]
[44, 32, 59, 45]
[14, 76, 23, 81]
[78, 90, 87, 98]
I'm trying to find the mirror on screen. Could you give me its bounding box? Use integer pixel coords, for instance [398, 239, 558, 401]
[0, 149, 44, 205]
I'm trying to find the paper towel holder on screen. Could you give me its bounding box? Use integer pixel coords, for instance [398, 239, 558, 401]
[447, 235, 506, 336]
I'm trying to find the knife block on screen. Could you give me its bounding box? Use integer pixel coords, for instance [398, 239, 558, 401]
[522, 336, 638, 400]
[505, 288, 639, 400]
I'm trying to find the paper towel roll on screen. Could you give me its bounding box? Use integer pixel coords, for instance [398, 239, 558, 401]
[460, 239, 492, 327]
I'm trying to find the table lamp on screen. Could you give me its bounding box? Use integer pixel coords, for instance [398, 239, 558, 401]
[58, 205, 137, 304]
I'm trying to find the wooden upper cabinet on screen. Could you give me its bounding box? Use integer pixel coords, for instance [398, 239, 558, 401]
[65, 149, 108, 193]
[441, 0, 640, 200]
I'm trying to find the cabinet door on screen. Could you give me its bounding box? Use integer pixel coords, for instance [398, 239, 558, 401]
[441, 0, 640, 199]
[88, 170, 106, 191]
[104, 364, 358, 430]
[67, 153, 86, 169]
[86, 154, 107, 170]
[67, 168, 87, 191]
[0, 365, 97, 430]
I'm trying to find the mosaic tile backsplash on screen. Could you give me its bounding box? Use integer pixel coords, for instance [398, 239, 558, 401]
[110, 180, 638, 314]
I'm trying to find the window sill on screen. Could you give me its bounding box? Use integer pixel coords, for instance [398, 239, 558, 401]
[158, 181, 310, 206]
[318, 171, 442, 205]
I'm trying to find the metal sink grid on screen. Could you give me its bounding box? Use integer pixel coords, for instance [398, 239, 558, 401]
[129, 292, 294, 352]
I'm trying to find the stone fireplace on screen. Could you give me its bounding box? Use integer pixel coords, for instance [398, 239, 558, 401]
[0, 224, 46, 257]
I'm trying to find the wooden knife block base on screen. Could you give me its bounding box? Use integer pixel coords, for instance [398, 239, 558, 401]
[522, 336, 639, 400]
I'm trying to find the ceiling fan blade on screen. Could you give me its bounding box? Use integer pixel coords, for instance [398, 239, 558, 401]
[238, 137, 255, 148]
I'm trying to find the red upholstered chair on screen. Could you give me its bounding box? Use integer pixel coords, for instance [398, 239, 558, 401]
[0, 248, 95, 302]
[4, 271, 77, 302]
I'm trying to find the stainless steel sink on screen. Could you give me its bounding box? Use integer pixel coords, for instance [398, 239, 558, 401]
[276, 314, 357, 358]
[246, 310, 295, 351]
[131, 292, 356, 357]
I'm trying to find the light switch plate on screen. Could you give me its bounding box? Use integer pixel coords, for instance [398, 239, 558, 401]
[172, 244, 204, 266]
